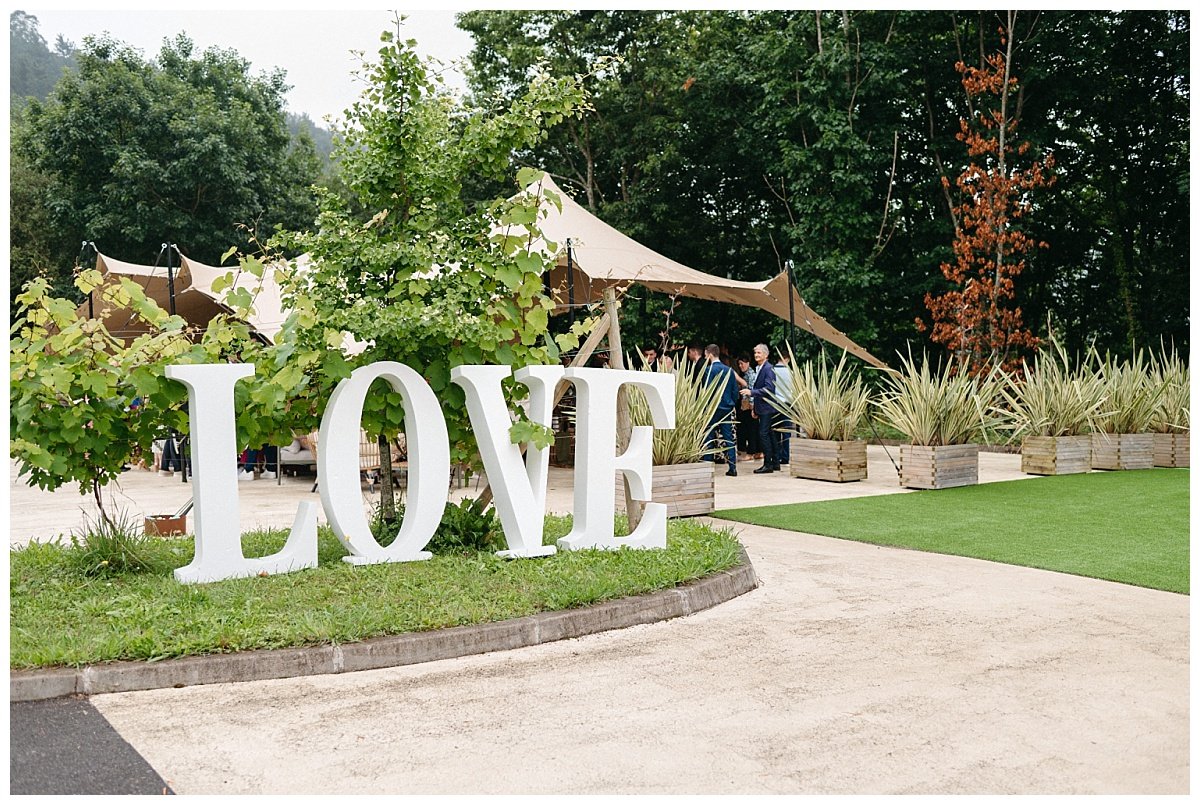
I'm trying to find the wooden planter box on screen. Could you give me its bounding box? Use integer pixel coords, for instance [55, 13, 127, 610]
[1153, 433, 1190, 468]
[1020, 435, 1091, 476]
[145, 514, 186, 537]
[898, 444, 979, 490]
[615, 461, 715, 518]
[1091, 433, 1154, 470]
[790, 438, 867, 482]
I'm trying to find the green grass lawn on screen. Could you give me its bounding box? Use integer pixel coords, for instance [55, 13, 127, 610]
[715, 469, 1189, 594]
[10, 516, 742, 669]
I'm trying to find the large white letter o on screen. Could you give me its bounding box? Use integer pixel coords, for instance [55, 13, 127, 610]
[319, 361, 450, 564]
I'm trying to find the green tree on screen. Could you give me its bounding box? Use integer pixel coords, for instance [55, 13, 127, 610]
[10, 116, 78, 308]
[14, 33, 320, 273]
[458, 10, 1188, 365]
[1014, 11, 1189, 355]
[267, 26, 593, 514]
[458, 11, 783, 355]
[10, 271, 201, 524]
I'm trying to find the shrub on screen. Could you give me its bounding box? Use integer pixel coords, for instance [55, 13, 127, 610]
[874, 351, 1000, 446]
[995, 335, 1104, 438]
[770, 348, 871, 441]
[1149, 347, 1189, 434]
[628, 359, 725, 464]
[428, 497, 505, 554]
[368, 499, 404, 548]
[1092, 348, 1163, 434]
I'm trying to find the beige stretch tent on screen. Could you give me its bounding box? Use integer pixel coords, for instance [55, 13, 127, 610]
[78, 250, 295, 344]
[528, 176, 886, 368]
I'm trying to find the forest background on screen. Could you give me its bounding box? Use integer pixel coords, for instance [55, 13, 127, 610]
[9, 9, 1189, 366]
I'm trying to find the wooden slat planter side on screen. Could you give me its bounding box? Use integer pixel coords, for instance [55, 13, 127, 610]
[790, 438, 868, 482]
[1153, 433, 1191, 468]
[1092, 433, 1154, 470]
[1020, 435, 1091, 476]
[615, 461, 715, 518]
[898, 444, 979, 490]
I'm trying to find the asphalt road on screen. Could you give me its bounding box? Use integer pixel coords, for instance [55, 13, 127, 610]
[10, 697, 172, 795]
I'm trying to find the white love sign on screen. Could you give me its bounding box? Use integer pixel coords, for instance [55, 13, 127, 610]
[166, 362, 675, 583]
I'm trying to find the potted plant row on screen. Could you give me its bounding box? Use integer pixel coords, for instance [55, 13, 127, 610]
[770, 349, 871, 482]
[874, 351, 999, 490]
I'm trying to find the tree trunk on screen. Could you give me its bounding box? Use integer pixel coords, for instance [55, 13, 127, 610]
[92, 477, 111, 529]
[377, 433, 396, 522]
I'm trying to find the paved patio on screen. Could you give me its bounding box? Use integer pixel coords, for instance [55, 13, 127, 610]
[8, 448, 1190, 793]
[9, 446, 1027, 546]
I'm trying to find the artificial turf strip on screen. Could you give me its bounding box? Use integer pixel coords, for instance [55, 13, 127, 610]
[9, 516, 742, 670]
[714, 468, 1189, 594]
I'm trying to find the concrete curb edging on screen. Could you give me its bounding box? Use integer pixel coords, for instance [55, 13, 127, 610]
[10, 550, 758, 702]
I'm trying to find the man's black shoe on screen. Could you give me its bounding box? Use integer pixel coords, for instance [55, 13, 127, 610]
[725, 468, 737, 477]
[752, 465, 775, 474]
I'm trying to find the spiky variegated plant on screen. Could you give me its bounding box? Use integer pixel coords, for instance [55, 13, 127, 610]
[1091, 348, 1164, 434]
[1149, 346, 1190, 434]
[875, 350, 1001, 446]
[628, 360, 727, 464]
[770, 347, 870, 441]
[994, 335, 1104, 439]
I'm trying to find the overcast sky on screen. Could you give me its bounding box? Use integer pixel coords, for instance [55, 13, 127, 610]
[25, 7, 477, 124]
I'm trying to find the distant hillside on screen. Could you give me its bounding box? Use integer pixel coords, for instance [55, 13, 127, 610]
[10, 9, 338, 173]
[287, 112, 335, 173]
[10, 10, 74, 105]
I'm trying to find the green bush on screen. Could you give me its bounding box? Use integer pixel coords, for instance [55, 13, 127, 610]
[428, 497, 505, 554]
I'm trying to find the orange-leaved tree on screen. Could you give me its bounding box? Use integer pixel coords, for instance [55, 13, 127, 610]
[921, 13, 1054, 376]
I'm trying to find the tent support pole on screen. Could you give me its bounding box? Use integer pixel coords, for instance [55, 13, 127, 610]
[163, 243, 177, 316]
[566, 239, 576, 329]
[471, 309, 611, 511]
[605, 286, 643, 533]
[79, 241, 97, 318]
[787, 259, 796, 354]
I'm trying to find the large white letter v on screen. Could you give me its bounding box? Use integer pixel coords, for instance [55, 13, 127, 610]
[451, 364, 563, 558]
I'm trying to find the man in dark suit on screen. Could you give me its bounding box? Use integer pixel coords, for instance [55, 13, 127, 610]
[739, 342, 779, 473]
[703, 343, 739, 476]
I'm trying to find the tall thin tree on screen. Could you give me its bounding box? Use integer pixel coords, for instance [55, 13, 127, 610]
[921, 12, 1054, 375]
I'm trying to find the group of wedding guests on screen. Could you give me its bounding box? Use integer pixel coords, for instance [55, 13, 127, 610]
[642, 342, 793, 477]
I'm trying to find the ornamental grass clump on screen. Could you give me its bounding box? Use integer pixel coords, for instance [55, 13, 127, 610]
[1092, 348, 1163, 435]
[629, 359, 725, 464]
[994, 336, 1104, 439]
[770, 348, 871, 441]
[874, 351, 999, 446]
[1149, 347, 1189, 435]
[71, 510, 172, 577]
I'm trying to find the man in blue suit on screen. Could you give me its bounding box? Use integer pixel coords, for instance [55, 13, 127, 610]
[703, 344, 739, 477]
[739, 343, 779, 473]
